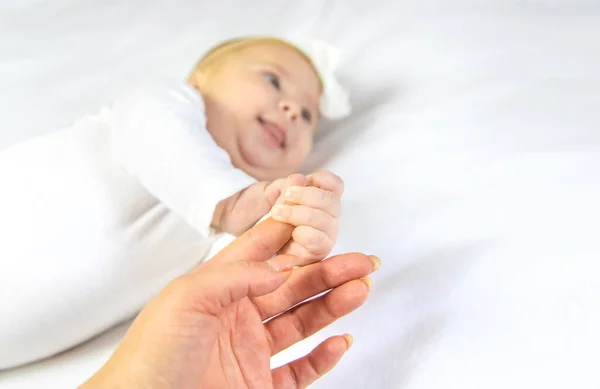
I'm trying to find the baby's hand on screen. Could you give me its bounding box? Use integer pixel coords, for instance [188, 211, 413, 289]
[271, 171, 344, 265]
[213, 179, 285, 237]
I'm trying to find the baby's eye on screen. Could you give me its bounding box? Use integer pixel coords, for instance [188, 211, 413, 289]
[301, 108, 312, 123]
[265, 73, 280, 90]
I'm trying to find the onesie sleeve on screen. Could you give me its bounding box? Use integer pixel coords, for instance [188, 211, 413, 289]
[109, 83, 256, 237]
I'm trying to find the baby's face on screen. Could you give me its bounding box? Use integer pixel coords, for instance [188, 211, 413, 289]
[191, 42, 321, 181]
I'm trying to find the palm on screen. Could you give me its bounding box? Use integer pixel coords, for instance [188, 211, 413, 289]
[199, 297, 274, 388]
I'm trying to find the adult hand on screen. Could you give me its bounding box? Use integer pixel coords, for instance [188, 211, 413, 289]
[81, 218, 380, 389]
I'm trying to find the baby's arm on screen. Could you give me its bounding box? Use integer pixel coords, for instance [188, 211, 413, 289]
[110, 84, 256, 237]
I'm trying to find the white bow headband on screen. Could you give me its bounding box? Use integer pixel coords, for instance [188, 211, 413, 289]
[295, 40, 351, 120]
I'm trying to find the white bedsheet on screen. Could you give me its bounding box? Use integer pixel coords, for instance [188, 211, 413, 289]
[1, 0, 599, 388]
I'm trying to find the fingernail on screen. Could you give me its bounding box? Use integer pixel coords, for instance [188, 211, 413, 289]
[284, 187, 297, 200]
[361, 277, 372, 291]
[343, 334, 354, 350]
[271, 205, 287, 220]
[369, 255, 381, 271]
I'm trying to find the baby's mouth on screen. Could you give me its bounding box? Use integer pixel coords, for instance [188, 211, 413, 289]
[257, 116, 286, 149]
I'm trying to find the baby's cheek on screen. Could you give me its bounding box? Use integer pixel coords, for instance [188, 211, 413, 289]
[287, 138, 313, 169]
[303, 134, 314, 156]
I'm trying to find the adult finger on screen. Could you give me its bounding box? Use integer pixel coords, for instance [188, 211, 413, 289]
[271, 335, 352, 389]
[204, 218, 294, 267]
[184, 260, 292, 316]
[265, 279, 370, 355]
[254, 253, 380, 320]
[205, 174, 307, 268]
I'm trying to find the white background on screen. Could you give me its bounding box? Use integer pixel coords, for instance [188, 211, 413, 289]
[1, 0, 599, 388]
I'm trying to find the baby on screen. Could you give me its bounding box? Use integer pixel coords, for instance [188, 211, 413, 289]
[112, 36, 349, 262]
[0, 36, 350, 369]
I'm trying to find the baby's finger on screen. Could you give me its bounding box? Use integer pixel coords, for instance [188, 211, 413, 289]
[265, 178, 287, 206]
[278, 240, 317, 265]
[287, 173, 308, 187]
[279, 238, 333, 266]
[283, 186, 341, 218]
[271, 205, 337, 237]
[292, 226, 335, 259]
[275, 174, 308, 206]
[307, 171, 344, 197]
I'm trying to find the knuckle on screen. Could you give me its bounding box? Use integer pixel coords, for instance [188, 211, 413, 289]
[306, 353, 321, 377]
[290, 310, 307, 336]
[289, 363, 302, 387]
[265, 331, 276, 353]
[247, 228, 271, 253]
[326, 189, 338, 204]
[318, 188, 329, 203]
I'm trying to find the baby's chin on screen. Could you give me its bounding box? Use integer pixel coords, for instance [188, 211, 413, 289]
[236, 142, 282, 181]
[240, 163, 282, 182]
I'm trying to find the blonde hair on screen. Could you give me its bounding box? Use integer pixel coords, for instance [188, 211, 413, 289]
[189, 36, 323, 90]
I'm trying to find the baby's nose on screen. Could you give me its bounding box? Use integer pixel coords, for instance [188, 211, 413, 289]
[279, 100, 300, 123]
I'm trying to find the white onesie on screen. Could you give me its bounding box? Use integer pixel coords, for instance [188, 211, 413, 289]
[0, 82, 255, 369]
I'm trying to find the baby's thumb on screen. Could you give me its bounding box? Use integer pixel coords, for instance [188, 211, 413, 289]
[265, 179, 286, 207]
[187, 260, 292, 315]
[267, 174, 308, 207]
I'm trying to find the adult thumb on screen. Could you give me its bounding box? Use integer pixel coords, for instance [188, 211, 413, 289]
[186, 259, 293, 315]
